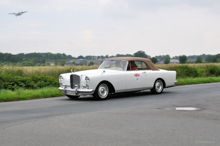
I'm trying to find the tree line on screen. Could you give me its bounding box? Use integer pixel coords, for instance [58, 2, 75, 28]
[151, 54, 220, 64]
[0, 51, 220, 66]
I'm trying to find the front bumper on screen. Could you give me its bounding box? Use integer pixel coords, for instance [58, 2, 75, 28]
[59, 86, 94, 96]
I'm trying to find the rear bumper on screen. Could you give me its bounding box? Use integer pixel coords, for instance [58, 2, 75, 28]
[175, 80, 178, 84]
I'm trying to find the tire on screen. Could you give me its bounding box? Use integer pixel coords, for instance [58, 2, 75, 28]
[94, 83, 109, 100]
[67, 95, 80, 100]
[151, 79, 164, 94]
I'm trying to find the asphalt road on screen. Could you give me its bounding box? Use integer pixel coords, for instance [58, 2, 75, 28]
[0, 83, 220, 146]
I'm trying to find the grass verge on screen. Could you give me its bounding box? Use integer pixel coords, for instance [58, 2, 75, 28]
[0, 87, 65, 102]
[176, 77, 220, 86]
[1, 76, 220, 102]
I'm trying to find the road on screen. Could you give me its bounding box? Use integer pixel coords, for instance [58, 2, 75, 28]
[0, 83, 220, 146]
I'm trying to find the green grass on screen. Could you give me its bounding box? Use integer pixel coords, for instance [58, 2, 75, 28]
[1, 77, 220, 102]
[176, 77, 220, 86]
[0, 87, 65, 102]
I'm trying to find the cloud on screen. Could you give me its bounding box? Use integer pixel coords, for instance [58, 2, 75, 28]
[80, 30, 95, 42]
[1, 0, 105, 12]
[14, 21, 43, 27]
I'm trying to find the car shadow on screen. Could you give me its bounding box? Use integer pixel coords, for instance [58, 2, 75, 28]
[61, 90, 172, 101]
[108, 90, 171, 100]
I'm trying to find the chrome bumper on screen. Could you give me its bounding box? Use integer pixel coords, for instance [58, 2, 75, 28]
[175, 80, 178, 84]
[59, 86, 94, 96]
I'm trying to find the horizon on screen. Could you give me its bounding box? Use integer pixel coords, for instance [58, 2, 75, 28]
[0, 51, 217, 58]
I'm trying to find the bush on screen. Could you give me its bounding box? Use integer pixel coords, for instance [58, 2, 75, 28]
[207, 65, 220, 76]
[0, 75, 59, 90]
[175, 65, 199, 78]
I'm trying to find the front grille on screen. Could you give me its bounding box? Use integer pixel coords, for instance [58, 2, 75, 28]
[70, 75, 80, 89]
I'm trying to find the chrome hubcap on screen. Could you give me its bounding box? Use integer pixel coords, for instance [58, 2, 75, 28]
[155, 80, 163, 93]
[98, 84, 109, 98]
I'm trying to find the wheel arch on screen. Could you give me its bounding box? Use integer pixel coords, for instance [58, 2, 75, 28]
[96, 80, 115, 94]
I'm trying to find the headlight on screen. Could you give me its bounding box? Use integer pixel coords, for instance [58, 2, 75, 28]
[85, 76, 90, 83]
[59, 75, 63, 83]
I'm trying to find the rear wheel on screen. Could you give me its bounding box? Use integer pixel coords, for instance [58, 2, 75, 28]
[94, 83, 109, 100]
[151, 79, 164, 94]
[67, 95, 79, 100]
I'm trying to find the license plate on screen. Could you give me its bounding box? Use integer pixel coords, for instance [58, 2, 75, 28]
[65, 90, 75, 95]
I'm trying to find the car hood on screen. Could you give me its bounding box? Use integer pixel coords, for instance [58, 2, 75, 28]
[61, 69, 122, 77]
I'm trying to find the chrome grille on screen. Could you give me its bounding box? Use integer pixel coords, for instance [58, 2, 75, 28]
[70, 75, 80, 89]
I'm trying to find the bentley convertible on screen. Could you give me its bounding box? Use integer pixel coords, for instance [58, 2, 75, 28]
[59, 57, 177, 100]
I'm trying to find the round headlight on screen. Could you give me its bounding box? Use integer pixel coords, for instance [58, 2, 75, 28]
[59, 75, 63, 82]
[85, 76, 90, 83]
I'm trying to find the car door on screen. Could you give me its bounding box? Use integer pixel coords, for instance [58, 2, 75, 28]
[125, 61, 149, 90]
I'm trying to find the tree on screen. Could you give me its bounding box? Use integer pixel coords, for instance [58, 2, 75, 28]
[151, 57, 158, 64]
[77, 55, 84, 59]
[179, 55, 187, 64]
[215, 54, 220, 60]
[32, 59, 38, 65]
[195, 57, 202, 63]
[89, 62, 94, 66]
[55, 61, 58, 66]
[133, 51, 148, 58]
[205, 55, 213, 63]
[41, 59, 46, 64]
[217, 58, 220, 63]
[155, 55, 170, 61]
[164, 57, 170, 64]
[61, 60, 66, 66]
[212, 56, 217, 63]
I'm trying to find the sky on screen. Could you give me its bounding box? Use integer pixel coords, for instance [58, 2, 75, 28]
[0, 0, 220, 57]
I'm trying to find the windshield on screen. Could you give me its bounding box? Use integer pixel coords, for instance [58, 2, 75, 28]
[99, 60, 127, 71]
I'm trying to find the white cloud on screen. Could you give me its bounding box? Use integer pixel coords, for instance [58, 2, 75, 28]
[80, 30, 95, 42]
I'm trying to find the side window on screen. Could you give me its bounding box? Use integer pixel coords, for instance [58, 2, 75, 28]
[134, 61, 150, 70]
[127, 61, 151, 71]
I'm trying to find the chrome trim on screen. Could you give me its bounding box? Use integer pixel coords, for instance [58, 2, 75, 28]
[70, 74, 80, 89]
[116, 87, 152, 93]
[59, 87, 94, 95]
[175, 80, 177, 84]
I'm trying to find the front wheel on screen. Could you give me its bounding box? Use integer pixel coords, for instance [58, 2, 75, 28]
[151, 79, 164, 94]
[67, 95, 79, 100]
[94, 83, 109, 100]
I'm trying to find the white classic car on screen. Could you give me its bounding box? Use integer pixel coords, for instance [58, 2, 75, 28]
[59, 57, 177, 100]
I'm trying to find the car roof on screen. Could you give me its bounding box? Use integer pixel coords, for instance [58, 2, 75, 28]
[106, 57, 159, 71]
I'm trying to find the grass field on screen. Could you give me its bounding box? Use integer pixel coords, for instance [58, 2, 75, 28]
[1, 63, 220, 78]
[0, 65, 99, 78]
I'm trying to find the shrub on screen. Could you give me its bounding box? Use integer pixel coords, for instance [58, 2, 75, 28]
[207, 65, 220, 76]
[174, 65, 199, 78]
[0, 75, 59, 90]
